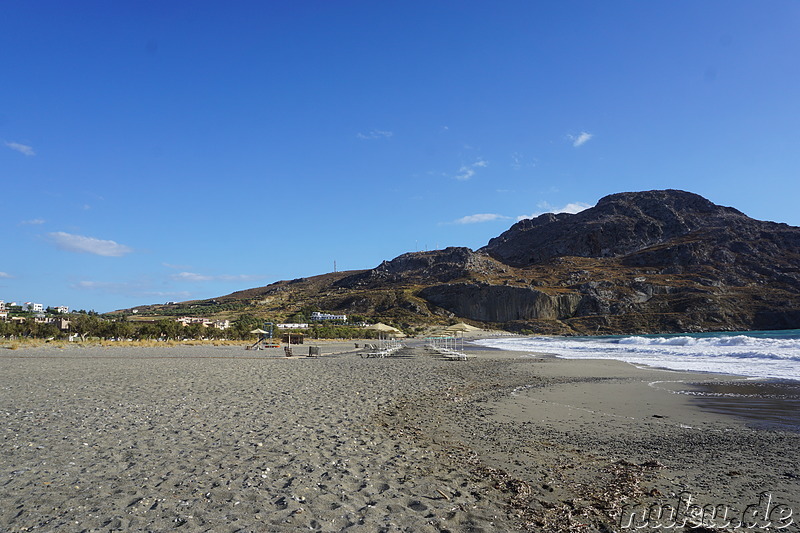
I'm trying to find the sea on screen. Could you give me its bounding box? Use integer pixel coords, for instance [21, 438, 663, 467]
[475, 330, 800, 430]
[474, 329, 800, 382]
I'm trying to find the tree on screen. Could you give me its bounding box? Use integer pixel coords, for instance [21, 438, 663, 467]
[156, 319, 182, 341]
[104, 320, 134, 340]
[184, 323, 205, 340]
[231, 315, 262, 340]
[70, 313, 103, 341]
[36, 322, 62, 339]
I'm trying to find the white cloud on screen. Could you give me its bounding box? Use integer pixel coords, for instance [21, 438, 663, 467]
[454, 158, 488, 181]
[0, 272, 13, 279]
[357, 130, 393, 140]
[568, 132, 593, 147]
[5, 141, 35, 156]
[511, 153, 538, 170]
[20, 218, 46, 225]
[453, 213, 510, 224]
[144, 290, 193, 299]
[162, 262, 192, 270]
[172, 272, 214, 282]
[75, 280, 127, 291]
[48, 232, 133, 257]
[172, 271, 262, 283]
[219, 274, 262, 282]
[516, 202, 591, 221]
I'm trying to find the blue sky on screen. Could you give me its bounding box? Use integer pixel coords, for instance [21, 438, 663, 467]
[2, 1, 799, 312]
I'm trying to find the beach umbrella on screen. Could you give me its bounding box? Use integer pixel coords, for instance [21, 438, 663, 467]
[443, 322, 481, 335]
[367, 323, 406, 346]
[250, 328, 269, 334]
[367, 323, 403, 334]
[443, 322, 480, 351]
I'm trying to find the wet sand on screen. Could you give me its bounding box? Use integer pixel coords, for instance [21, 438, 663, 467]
[1, 340, 798, 532]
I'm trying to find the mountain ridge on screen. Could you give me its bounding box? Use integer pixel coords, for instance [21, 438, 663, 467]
[123, 190, 800, 335]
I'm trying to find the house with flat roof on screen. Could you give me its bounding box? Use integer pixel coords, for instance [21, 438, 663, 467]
[311, 312, 347, 322]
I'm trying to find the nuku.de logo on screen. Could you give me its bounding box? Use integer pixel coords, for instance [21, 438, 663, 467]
[619, 491, 793, 530]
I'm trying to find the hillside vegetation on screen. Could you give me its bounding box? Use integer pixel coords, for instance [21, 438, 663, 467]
[116, 190, 800, 335]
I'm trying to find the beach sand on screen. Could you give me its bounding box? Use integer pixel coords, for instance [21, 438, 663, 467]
[1, 340, 797, 532]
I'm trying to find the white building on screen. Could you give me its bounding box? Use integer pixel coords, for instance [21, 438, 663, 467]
[175, 316, 230, 330]
[310, 312, 347, 322]
[277, 323, 309, 329]
[54, 306, 69, 314]
[23, 302, 44, 313]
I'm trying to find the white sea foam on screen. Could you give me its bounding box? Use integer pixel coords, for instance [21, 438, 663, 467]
[475, 331, 800, 381]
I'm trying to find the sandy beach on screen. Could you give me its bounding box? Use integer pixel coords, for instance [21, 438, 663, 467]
[1, 340, 798, 532]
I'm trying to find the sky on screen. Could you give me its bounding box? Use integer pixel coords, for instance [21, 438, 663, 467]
[2, 1, 800, 313]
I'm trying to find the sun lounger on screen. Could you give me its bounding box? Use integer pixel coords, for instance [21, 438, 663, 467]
[360, 342, 404, 358]
[424, 342, 470, 361]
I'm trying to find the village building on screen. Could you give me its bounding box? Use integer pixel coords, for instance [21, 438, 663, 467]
[175, 316, 230, 330]
[310, 312, 347, 322]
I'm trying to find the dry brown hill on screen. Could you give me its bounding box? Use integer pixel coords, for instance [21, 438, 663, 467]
[123, 190, 800, 335]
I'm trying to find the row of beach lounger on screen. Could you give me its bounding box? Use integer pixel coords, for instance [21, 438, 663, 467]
[424, 343, 470, 361]
[359, 342, 404, 358]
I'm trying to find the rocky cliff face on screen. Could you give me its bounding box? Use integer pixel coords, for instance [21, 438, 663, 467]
[418, 284, 581, 323]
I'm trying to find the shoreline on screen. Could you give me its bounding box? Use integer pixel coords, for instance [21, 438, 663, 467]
[471, 339, 800, 432]
[438, 342, 800, 530]
[1, 341, 797, 531]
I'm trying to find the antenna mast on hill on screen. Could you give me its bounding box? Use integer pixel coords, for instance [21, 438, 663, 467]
[334, 260, 337, 273]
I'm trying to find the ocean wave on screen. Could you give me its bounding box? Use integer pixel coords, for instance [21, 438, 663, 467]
[475, 332, 800, 381]
[617, 335, 800, 349]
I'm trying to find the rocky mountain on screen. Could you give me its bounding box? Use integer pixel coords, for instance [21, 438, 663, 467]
[126, 190, 800, 334]
[483, 190, 750, 265]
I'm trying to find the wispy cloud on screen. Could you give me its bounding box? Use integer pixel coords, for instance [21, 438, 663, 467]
[517, 201, 591, 221]
[0, 272, 13, 279]
[454, 158, 488, 181]
[172, 272, 214, 282]
[219, 274, 263, 282]
[171, 271, 262, 283]
[143, 290, 193, 299]
[162, 262, 192, 270]
[5, 141, 35, 156]
[452, 213, 511, 225]
[74, 280, 132, 292]
[48, 232, 133, 257]
[568, 132, 593, 147]
[511, 152, 538, 170]
[20, 218, 46, 225]
[357, 130, 393, 140]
